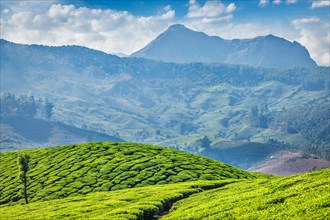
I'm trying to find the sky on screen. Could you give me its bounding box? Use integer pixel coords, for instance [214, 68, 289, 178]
[0, 0, 329, 66]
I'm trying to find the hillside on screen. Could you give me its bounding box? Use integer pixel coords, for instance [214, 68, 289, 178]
[249, 151, 330, 176]
[0, 142, 328, 219]
[202, 141, 330, 175]
[132, 24, 317, 68]
[203, 141, 280, 169]
[0, 116, 123, 151]
[1, 39, 329, 171]
[163, 168, 330, 219]
[0, 142, 256, 205]
[0, 180, 238, 220]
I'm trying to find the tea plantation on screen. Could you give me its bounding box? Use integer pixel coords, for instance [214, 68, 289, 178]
[1, 142, 328, 219]
[163, 168, 330, 220]
[0, 142, 255, 205]
[0, 180, 237, 220]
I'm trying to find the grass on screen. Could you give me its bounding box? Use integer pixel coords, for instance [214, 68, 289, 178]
[162, 168, 330, 220]
[0, 180, 237, 220]
[0, 142, 256, 205]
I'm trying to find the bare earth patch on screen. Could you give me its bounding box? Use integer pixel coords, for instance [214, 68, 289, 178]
[249, 151, 330, 176]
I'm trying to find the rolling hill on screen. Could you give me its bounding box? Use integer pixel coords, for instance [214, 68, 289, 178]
[0, 142, 256, 205]
[1, 39, 329, 171]
[131, 24, 317, 68]
[0, 142, 328, 219]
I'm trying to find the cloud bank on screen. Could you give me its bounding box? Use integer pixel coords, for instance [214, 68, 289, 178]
[0, 0, 329, 66]
[293, 16, 330, 66]
[1, 2, 175, 54]
[311, 0, 330, 8]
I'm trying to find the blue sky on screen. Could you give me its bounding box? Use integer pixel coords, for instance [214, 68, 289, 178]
[63, 0, 329, 19]
[0, 0, 329, 65]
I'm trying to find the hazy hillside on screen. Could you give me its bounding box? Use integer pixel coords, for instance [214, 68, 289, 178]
[0, 142, 256, 205]
[1, 39, 329, 170]
[132, 24, 317, 68]
[0, 93, 123, 151]
[0, 116, 123, 151]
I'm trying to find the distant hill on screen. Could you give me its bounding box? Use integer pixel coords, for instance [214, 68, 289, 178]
[0, 117, 123, 151]
[249, 151, 330, 176]
[202, 141, 329, 175]
[0, 39, 328, 173]
[0, 142, 256, 205]
[203, 141, 281, 169]
[131, 24, 317, 68]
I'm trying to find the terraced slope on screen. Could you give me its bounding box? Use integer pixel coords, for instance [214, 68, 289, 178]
[0, 180, 236, 220]
[163, 168, 330, 220]
[0, 142, 256, 205]
[1, 169, 328, 220]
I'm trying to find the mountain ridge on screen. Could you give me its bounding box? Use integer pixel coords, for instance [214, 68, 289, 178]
[131, 24, 317, 68]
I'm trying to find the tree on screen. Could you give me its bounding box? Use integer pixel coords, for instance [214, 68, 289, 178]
[18, 154, 30, 204]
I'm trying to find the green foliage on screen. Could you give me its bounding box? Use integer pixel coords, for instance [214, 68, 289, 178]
[0, 142, 256, 205]
[0, 92, 54, 121]
[0, 180, 236, 220]
[163, 168, 330, 220]
[17, 154, 30, 204]
[17, 154, 30, 174]
[0, 169, 328, 220]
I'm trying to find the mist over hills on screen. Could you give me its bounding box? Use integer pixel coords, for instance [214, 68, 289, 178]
[0, 38, 329, 172]
[132, 24, 317, 68]
[0, 116, 123, 151]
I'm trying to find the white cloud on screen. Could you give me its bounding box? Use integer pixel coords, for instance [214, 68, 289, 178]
[292, 16, 330, 66]
[273, 0, 281, 5]
[292, 16, 320, 26]
[311, 0, 330, 8]
[0, 3, 176, 55]
[226, 3, 236, 13]
[2, 8, 10, 14]
[259, 0, 269, 7]
[187, 0, 235, 21]
[0, 0, 328, 66]
[286, 0, 298, 4]
[164, 5, 172, 12]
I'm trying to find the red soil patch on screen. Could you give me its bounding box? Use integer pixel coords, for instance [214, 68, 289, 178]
[250, 151, 330, 176]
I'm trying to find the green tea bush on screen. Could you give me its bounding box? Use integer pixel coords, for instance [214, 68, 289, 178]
[0, 142, 256, 205]
[163, 168, 330, 220]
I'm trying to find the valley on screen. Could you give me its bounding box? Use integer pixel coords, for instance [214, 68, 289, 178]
[1, 38, 329, 171]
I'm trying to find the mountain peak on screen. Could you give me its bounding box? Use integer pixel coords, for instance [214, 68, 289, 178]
[163, 24, 196, 35]
[167, 24, 187, 30]
[131, 27, 317, 68]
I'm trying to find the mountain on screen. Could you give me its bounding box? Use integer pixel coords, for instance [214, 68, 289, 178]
[0, 142, 328, 219]
[0, 39, 329, 172]
[131, 24, 317, 68]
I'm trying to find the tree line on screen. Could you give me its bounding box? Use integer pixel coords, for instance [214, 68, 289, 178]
[0, 93, 54, 121]
[249, 102, 330, 160]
